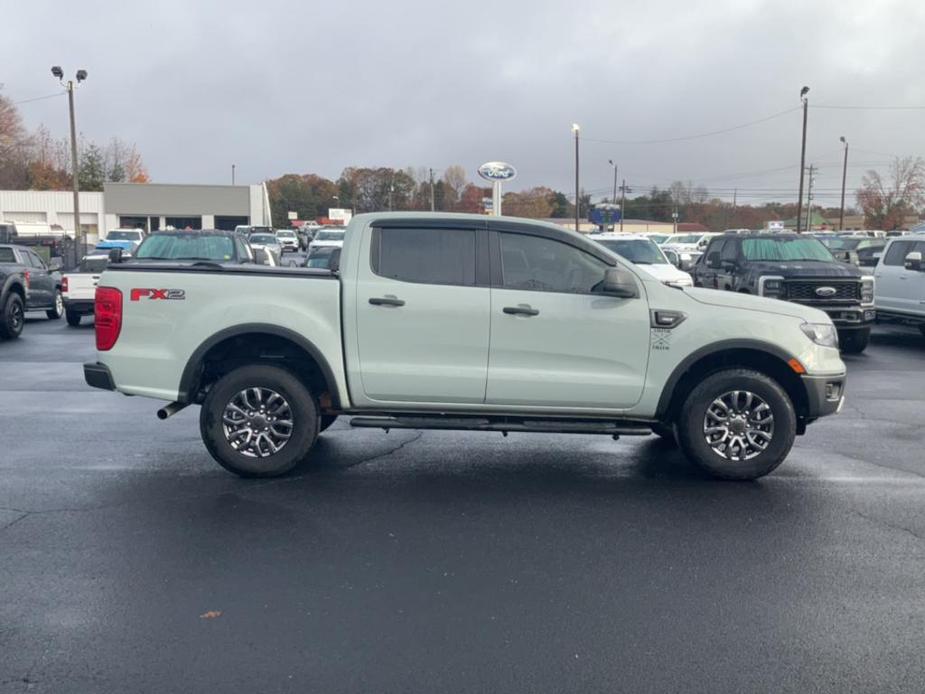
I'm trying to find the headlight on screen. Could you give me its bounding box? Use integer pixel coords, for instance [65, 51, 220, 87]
[758, 275, 785, 297]
[801, 322, 839, 348]
[665, 276, 693, 288]
[860, 277, 874, 304]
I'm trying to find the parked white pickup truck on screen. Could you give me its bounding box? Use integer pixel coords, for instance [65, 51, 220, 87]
[84, 213, 847, 480]
[62, 255, 108, 326]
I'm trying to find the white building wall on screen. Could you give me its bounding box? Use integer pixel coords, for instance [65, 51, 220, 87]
[0, 190, 106, 236]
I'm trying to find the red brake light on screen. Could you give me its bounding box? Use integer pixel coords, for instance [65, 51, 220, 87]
[23, 270, 31, 288]
[61, 276, 69, 292]
[95, 286, 123, 351]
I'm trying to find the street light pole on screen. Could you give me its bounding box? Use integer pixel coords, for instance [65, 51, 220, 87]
[839, 137, 849, 231]
[796, 86, 810, 233]
[572, 124, 581, 232]
[52, 66, 88, 268]
[608, 159, 617, 203]
[232, 164, 236, 185]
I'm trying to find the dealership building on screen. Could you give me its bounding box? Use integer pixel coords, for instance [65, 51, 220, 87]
[0, 182, 272, 242]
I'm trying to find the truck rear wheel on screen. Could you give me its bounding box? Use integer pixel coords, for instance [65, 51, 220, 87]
[676, 368, 796, 480]
[199, 364, 318, 477]
[838, 328, 870, 354]
[65, 309, 82, 327]
[0, 293, 25, 339]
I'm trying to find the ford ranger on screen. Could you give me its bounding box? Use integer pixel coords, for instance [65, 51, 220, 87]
[84, 213, 847, 480]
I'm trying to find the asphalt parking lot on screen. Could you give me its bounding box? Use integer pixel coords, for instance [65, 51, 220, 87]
[2, 316, 924, 693]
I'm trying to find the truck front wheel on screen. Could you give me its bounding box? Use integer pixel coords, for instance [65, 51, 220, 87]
[676, 368, 796, 480]
[838, 328, 870, 354]
[199, 364, 319, 477]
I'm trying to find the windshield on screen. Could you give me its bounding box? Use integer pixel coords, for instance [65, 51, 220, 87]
[107, 231, 141, 241]
[249, 234, 277, 244]
[819, 237, 862, 251]
[595, 238, 667, 265]
[80, 257, 109, 273]
[277, 231, 296, 238]
[742, 237, 834, 262]
[306, 247, 339, 268]
[666, 234, 702, 244]
[136, 235, 236, 261]
[315, 230, 344, 241]
[648, 234, 670, 244]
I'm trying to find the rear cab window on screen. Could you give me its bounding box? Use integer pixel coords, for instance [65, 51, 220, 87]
[371, 227, 476, 286]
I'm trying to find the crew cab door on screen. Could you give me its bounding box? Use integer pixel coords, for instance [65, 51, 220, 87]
[22, 249, 54, 308]
[354, 221, 491, 404]
[485, 228, 649, 410]
[875, 240, 915, 312]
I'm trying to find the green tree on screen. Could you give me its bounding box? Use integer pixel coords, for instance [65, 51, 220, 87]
[78, 142, 106, 191]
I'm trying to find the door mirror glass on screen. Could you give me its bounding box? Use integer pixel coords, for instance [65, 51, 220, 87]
[598, 266, 638, 298]
[905, 251, 923, 271]
[48, 257, 63, 271]
[707, 252, 721, 269]
[108, 248, 124, 264]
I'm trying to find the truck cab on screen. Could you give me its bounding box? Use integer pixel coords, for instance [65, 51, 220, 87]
[873, 233, 925, 337]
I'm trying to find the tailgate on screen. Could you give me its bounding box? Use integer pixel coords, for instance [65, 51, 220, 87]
[64, 272, 101, 300]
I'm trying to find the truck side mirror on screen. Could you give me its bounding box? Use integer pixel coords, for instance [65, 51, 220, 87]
[707, 252, 721, 269]
[48, 257, 63, 271]
[108, 248, 124, 264]
[905, 251, 923, 271]
[598, 266, 638, 299]
[329, 249, 341, 273]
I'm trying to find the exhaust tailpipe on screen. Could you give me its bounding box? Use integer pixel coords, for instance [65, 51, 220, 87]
[157, 402, 188, 420]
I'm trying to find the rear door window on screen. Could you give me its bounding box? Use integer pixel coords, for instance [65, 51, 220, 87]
[0, 247, 15, 263]
[371, 227, 476, 286]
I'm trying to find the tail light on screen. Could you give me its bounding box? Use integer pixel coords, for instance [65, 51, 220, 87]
[61, 276, 69, 293]
[23, 270, 31, 289]
[95, 286, 123, 351]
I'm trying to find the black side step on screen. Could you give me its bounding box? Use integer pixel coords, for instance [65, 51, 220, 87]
[349, 416, 653, 436]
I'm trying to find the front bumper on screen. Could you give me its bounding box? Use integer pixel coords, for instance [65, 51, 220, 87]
[802, 373, 846, 418]
[814, 304, 876, 328]
[84, 362, 115, 391]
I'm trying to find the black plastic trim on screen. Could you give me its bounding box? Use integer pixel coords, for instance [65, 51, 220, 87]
[801, 374, 845, 418]
[106, 264, 336, 279]
[177, 323, 341, 408]
[487, 219, 617, 266]
[371, 218, 487, 231]
[655, 339, 798, 418]
[83, 362, 115, 391]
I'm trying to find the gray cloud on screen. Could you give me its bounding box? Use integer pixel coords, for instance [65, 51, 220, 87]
[4, 0, 924, 205]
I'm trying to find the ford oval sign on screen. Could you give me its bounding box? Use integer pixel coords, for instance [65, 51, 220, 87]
[815, 286, 837, 298]
[478, 162, 517, 182]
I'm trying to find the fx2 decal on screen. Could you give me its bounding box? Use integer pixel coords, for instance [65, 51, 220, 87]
[130, 288, 186, 302]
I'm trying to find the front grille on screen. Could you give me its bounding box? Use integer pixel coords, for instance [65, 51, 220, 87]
[785, 280, 860, 302]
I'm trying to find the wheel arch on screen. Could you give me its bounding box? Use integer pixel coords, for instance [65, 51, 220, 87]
[178, 323, 341, 411]
[656, 340, 810, 425]
[1, 277, 25, 305]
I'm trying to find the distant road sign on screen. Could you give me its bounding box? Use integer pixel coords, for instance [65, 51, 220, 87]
[589, 205, 621, 226]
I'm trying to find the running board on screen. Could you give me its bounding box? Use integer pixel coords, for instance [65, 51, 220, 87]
[349, 415, 653, 437]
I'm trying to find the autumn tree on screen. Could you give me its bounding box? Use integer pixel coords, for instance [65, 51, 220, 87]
[502, 187, 555, 219]
[0, 88, 31, 189]
[442, 165, 467, 210]
[856, 156, 925, 230]
[266, 173, 339, 226]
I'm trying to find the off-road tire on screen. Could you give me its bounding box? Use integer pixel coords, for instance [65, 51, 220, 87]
[65, 308, 82, 327]
[676, 368, 796, 481]
[200, 364, 318, 478]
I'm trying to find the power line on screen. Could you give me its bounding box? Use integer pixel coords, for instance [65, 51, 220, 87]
[12, 91, 65, 105]
[582, 106, 801, 146]
[813, 104, 925, 111]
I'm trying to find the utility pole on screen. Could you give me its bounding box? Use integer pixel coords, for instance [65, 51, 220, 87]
[572, 124, 581, 232]
[796, 86, 810, 233]
[608, 159, 618, 203]
[231, 164, 236, 185]
[429, 168, 435, 211]
[804, 164, 815, 231]
[620, 179, 627, 232]
[51, 66, 88, 268]
[839, 137, 849, 231]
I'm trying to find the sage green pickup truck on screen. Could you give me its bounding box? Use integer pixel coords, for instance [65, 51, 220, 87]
[84, 213, 847, 480]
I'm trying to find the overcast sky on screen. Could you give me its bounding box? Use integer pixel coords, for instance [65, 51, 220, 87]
[4, 0, 924, 206]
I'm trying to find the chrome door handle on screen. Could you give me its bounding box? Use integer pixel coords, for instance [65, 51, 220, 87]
[503, 305, 539, 317]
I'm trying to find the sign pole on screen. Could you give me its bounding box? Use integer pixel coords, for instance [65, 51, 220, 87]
[493, 181, 501, 217]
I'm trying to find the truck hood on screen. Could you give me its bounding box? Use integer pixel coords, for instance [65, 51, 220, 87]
[682, 286, 830, 322]
[744, 260, 861, 278]
[636, 263, 692, 284]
